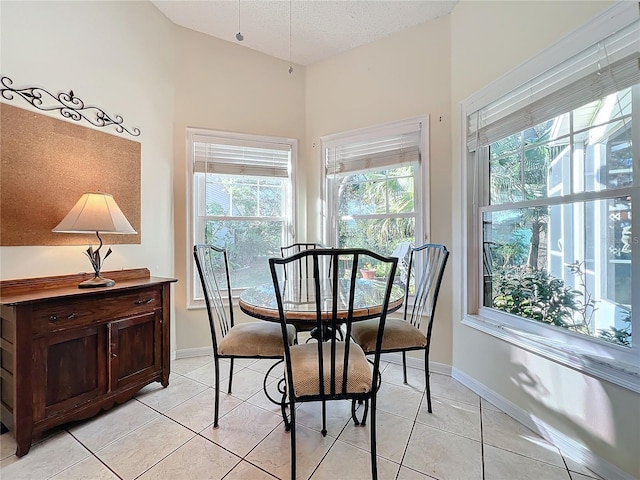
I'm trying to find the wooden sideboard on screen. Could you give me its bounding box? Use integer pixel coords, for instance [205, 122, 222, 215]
[0, 268, 176, 456]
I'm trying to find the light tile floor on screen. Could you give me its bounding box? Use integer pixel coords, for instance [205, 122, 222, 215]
[1, 355, 605, 480]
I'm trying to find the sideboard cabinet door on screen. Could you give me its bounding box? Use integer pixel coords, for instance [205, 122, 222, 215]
[109, 311, 162, 391]
[32, 325, 108, 423]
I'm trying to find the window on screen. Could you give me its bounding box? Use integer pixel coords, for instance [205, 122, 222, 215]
[187, 128, 295, 306]
[463, 4, 639, 389]
[322, 117, 428, 259]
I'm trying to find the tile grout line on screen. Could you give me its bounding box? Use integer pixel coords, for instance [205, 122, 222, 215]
[394, 387, 426, 479]
[237, 399, 293, 480]
[53, 429, 123, 480]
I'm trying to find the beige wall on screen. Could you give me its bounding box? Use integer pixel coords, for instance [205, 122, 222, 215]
[171, 27, 307, 352]
[2, 1, 638, 476]
[305, 16, 453, 365]
[450, 2, 639, 478]
[0, 2, 175, 280]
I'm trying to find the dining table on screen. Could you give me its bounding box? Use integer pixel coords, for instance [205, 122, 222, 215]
[238, 276, 405, 331]
[238, 276, 405, 408]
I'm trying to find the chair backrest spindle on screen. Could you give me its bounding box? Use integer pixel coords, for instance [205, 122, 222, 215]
[280, 242, 325, 282]
[193, 245, 235, 349]
[404, 244, 449, 335]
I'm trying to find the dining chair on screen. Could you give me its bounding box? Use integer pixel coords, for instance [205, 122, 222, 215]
[350, 243, 449, 413]
[193, 244, 296, 427]
[391, 241, 413, 288]
[280, 242, 324, 281]
[269, 248, 398, 480]
[280, 242, 340, 342]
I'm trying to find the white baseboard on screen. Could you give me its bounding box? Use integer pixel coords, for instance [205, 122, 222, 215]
[174, 346, 213, 359]
[380, 351, 452, 376]
[452, 368, 636, 480]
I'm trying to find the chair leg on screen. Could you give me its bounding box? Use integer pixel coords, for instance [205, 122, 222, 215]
[360, 399, 369, 426]
[289, 397, 297, 480]
[402, 351, 408, 384]
[425, 352, 432, 413]
[321, 400, 327, 436]
[351, 399, 359, 425]
[370, 394, 378, 480]
[227, 358, 234, 394]
[281, 390, 291, 431]
[351, 398, 370, 426]
[213, 356, 220, 428]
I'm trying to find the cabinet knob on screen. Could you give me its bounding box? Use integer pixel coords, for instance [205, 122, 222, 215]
[49, 315, 58, 322]
[111, 353, 118, 359]
[135, 298, 154, 305]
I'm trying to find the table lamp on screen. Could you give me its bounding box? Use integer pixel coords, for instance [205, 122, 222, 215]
[52, 192, 136, 288]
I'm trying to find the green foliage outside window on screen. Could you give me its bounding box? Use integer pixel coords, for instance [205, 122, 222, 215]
[336, 167, 415, 258]
[598, 310, 632, 347]
[485, 103, 633, 348]
[492, 261, 595, 332]
[492, 261, 631, 346]
[203, 175, 285, 288]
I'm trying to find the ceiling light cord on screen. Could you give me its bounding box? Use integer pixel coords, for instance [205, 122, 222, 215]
[236, 0, 243, 42]
[288, 0, 293, 73]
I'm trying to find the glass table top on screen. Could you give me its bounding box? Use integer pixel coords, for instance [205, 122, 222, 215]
[239, 278, 404, 325]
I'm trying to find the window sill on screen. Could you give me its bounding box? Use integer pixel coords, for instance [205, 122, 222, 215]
[462, 314, 640, 394]
[187, 294, 239, 310]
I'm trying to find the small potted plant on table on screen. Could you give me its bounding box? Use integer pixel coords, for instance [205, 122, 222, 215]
[360, 263, 376, 279]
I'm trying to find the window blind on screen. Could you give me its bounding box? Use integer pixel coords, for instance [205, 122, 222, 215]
[325, 129, 421, 176]
[467, 17, 640, 152]
[192, 135, 290, 178]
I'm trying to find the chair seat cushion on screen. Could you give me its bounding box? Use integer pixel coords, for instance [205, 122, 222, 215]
[289, 342, 372, 397]
[350, 318, 427, 353]
[218, 322, 295, 357]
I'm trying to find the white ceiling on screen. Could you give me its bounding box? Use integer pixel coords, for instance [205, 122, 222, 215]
[151, 0, 458, 66]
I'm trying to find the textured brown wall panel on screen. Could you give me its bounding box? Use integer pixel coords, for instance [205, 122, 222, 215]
[0, 103, 141, 246]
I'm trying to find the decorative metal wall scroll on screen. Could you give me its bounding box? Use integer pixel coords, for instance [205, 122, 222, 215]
[0, 76, 140, 137]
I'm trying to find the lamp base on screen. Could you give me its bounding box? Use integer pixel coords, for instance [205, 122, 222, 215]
[78, 276, 116, 288]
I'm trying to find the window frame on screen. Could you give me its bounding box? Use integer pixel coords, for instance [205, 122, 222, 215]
[320, 116, 430, 251]
[186, 127, 297, 309]
[461, 3, 640, 392]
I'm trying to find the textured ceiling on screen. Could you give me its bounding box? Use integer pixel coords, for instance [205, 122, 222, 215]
[151, 0, 458, 66]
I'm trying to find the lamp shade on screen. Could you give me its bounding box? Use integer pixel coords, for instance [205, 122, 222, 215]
[52, 193, 136, 234]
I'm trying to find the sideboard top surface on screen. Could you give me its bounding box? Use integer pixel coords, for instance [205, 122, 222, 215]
[0, 268, 177, 306]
